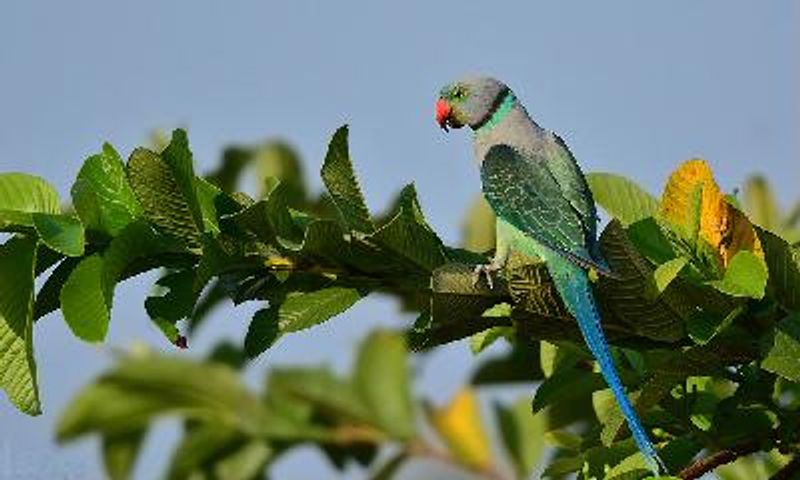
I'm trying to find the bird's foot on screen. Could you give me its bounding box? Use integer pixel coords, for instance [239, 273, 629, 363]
[473, 262, 502, 290]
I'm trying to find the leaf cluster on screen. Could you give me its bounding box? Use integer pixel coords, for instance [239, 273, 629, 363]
[57, 332, 547, 480]
[1, 126, 799, 479]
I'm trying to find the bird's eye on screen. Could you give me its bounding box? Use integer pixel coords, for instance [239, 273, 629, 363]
[452, 86, 466, 99]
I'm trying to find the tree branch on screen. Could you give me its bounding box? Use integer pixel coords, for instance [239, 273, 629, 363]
[407, 439, 511, 480]
[678, 440, 761, 480]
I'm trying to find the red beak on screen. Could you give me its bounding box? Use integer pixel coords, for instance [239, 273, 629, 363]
[436, 99, 452, 131]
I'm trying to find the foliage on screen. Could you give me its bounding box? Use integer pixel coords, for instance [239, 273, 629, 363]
[0, 126, 799, 478]
[58, 332, 528, 479]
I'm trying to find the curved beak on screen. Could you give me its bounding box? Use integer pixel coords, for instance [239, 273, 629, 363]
[435, 98, 452, 132]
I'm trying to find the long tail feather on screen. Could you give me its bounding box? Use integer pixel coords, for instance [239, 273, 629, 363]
[549, 259, 666, 475]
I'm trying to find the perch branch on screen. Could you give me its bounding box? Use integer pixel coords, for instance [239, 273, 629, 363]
[678, 440, 761, 479]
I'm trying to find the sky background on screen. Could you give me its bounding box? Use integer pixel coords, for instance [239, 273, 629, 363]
[1, 1, 798, 478]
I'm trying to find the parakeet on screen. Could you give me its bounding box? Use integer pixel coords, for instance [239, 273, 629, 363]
[436, 76, 665, 474]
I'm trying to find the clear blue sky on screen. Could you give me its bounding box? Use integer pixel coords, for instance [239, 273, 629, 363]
[1, 1, 797, 478]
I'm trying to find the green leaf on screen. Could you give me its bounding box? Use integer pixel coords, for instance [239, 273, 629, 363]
[145, 269, 198, 343]
[102, 428, 146, 480]
[539, 341, 585, 378]
[127, 130, 204, 247]
[0, 210, 35, 232]
[244, 308, 280, 359]
[532, 369, 609, 413]
[207, 440, 272, 480]
[759, 228, 800, 311]
[31, 213, 85, 257]
[470, 325, 512, 354]
[252, 141, 308, 203]
[686, 305, 745, 345]
[0, 172, 60, 215]
[194, 176, 240, 235]
[245, 286, 365, 358]
[57, 354, 273, 441]
[372, 184, 447, 273]
[295, 219, 352, 263]
[742, 175, 781, 232]
[541, 456, 584, 478]
[626, 217, 680, 266]
[544, 430, 583, 451]
[71, 143, 142, 236]
[761, 314, 800, 382]
[708, 250, 768, 298]
[166, 424, 271, 480]
[0, 236, 40, 414]
[265, 367, 375, 431]
[353, 331, 415, 439]
[495, 398, 546, 479]
[145, 270, 197, 322]
[595, 220, 689, 342]
[34, 256, 81, 320]
[582, 438, 641, 480]
[320, 125, 375, 233]
[604, 450, 653, 480]
[653, 257, 687, 293]
[540, 341, 558, 378]
[686, 306, 743, 345]
[59, 222, 185, 343]
[586, 173, 659, 226]
[206, 146, 253, 193]
[229, 181, 303, 246]
[275, 286, 364, 334]
[161, 129, 203, 223]
[685, 376, 719, 432]
[60, 254, 110, 342]
[102, 221, 187, 291]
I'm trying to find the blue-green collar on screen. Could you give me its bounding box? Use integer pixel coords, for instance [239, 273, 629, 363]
[473, 91, 516, 136]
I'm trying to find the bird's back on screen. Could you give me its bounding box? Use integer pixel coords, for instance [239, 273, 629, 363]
[475, 101, 601, 265]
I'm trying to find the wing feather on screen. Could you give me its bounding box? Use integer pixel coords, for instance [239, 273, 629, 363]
[481, 143, 607, 273]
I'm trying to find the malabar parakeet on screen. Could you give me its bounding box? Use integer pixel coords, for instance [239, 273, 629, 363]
[435, 76, 665, 474]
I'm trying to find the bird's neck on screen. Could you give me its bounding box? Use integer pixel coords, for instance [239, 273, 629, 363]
[472, 90, 517, 135]
[473, 96, 544, 159]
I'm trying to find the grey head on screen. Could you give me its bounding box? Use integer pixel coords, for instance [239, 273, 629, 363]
[436, 76, 512, 131]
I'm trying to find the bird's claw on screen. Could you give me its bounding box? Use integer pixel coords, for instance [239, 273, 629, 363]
[473, 263, 500, 289]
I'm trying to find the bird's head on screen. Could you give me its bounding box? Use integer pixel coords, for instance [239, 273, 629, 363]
[436, 76, 510, 132]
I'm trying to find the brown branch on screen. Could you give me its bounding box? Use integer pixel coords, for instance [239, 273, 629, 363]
[678, 440, 761, 479]
[771, 455, 800, 480]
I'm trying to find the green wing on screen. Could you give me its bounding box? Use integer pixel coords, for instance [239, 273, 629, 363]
[549, 134, 598, 241]
[480, 142, 605, 272]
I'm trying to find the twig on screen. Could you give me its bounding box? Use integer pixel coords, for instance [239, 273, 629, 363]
[771, 455, 800, 480]
[678, 440, 761, 479]
[407, 439, 510, 480]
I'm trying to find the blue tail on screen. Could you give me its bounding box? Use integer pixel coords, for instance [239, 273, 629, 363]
[548, 259, 666, 475]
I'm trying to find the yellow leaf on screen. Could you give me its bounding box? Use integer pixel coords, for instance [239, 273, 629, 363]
[660, 159, 762, 267]
[428, 388, 492, 471]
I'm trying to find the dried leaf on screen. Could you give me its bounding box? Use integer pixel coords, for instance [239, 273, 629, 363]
[660, 159, 762, 267]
